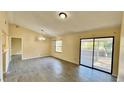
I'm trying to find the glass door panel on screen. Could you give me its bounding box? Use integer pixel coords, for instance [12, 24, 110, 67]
[93, 38, 113, 73]
[80, 39, 93, 67]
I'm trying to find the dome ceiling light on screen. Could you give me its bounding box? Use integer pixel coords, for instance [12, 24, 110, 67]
[59, 12, 67, 19]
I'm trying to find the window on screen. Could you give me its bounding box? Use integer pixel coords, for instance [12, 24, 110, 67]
[55, 40, 62, 52]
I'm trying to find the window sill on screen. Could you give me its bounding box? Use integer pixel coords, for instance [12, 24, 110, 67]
[55, 51, 62, 53]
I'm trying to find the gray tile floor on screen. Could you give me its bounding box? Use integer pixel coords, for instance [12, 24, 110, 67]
[5, 55, 117, 82]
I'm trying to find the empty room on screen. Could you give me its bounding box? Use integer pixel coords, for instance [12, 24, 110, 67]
[0, 11, 124, 82]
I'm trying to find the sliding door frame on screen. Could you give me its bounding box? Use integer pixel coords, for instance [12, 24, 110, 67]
[79, 36, 114, 74]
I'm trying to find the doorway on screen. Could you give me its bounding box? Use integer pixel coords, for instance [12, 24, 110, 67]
[80, 37, 114, 74]
[11, 38, 22, 61]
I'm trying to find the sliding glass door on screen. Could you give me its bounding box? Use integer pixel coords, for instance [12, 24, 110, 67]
[94, 38, 113, 73]
[80, 37, 114, 74]
[80, 39, 93, 67]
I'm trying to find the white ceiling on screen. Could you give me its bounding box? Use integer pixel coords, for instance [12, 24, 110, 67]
[8, 11, 122, 37]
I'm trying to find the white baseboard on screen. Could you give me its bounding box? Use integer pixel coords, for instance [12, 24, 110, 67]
[22, 55, 51, 60]
[52, 56, 79, 65]
[12, 53, 22, 56]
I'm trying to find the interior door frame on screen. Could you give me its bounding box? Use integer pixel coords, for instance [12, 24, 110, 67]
[79, 36, 114, 74]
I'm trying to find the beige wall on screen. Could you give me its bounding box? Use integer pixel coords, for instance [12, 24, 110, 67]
[118, 13, 124, 81]
[51, 26, 120, 76]
[9, 24, 51, 59]
[11, 38, 22, 55]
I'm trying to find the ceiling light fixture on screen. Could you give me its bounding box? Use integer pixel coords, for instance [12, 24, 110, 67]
[37, 28, 46, 41]
[38, 36, 46, 41]
[59, 12, 67, 19]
